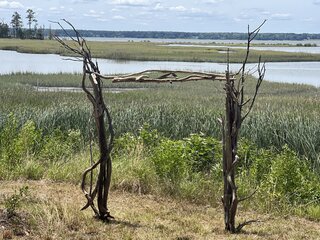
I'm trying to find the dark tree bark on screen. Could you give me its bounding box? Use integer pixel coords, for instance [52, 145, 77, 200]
[54, 20, 114, 221]
[221, 20, 266, 233]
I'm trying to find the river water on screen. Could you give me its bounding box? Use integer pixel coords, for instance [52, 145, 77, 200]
[1, 50, 319, 87]
[86, 37, 320, 45]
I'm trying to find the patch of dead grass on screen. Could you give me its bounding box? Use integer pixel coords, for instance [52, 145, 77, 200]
[0, 180, 319, 240]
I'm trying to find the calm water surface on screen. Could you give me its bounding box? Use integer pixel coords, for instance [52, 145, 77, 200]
[1, 50, 319, 87]
[86, 37, 320, 45]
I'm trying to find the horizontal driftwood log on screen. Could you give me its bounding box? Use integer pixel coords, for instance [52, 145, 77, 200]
[85, 69, 235, 83]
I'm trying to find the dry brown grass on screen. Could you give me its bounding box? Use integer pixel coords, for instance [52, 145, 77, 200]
[0, 181, 319, 240]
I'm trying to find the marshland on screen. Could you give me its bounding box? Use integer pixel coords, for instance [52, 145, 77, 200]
[0, 26, 320, 239]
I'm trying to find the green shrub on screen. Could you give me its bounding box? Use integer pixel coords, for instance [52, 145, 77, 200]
[0, 114, 20, 169]
[4, 186, 29, 217]
[39, 129, 82, 162]
[260, 146, 320, 204]
[151, 139, 188, 190]
[184, 133, 218, 174]
[138, 123, 160, 147]
[14, 120, 41, 159]
[113, 132, 140, 156]
[0, 114, 83, 180]
[0, 116, 41, 175]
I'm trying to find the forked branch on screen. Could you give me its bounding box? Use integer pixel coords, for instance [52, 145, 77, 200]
[54, 19, 114, 221]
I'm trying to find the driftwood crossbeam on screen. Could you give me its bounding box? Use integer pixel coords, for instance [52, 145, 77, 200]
[54, 19, 266, 233]
[87, 70, 234, 83]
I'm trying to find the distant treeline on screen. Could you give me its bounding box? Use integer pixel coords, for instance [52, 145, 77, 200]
[52, 29, 320, 41]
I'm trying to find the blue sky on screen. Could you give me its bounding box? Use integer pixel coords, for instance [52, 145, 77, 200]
[0, 0, 319, 33]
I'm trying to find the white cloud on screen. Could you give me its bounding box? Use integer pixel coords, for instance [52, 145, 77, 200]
[111, 0, 151, 6]
[154, 3, 164, 10]
[72, 0, 98, 3]
[84, 9, 101, 17]
[112, 15, 126, 20]
[169, 5, 187, 12]
[261, 11, 270, 16]
[234, 13, 253, 21]
[271, 13, 292, 20]
[83, 9, 106, 18]
[97, 18, 108, 22]
[202, 0, 224, 3]
[49, 6, 66, 14]
[26, 6, 43, 12]
[0, 1, 24, 9]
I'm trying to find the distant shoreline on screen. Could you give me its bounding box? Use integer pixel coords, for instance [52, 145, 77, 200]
[49, 29, 320, 41]
[2, 38, 320, 64]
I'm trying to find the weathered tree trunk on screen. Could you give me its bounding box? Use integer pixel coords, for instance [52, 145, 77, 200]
[54, 20, 114, 221]
[222, 71, 240, 233]
[85, 67, 114, 220]
[95, 103, 112, 219]
[221, 20, 266, 233]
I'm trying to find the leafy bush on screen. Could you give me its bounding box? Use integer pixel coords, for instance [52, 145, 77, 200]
[113, 132, 140, 156]
[0, 116, 41, 176]
[151, 139, 188, 189]
[0, 113, 83, 179]
[39, 129, 82, 162]
[4, 186, 29, 217]
[184, 133, 218, 174]
[237, 145, 320, 212]
[138, 123, 160, 147]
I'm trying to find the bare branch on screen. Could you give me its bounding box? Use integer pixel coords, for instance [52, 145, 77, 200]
[241, 57, 265, 122]
[61, 57, 83, 62]
[236, 219, 261, 232]
[238, 189, 258, 203]
[236, 19, 267, 94]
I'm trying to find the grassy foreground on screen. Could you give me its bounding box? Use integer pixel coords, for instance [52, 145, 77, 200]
[0, 73, 320, 239]
[1, 181, 320, 240]
[1, 39, 320, 63]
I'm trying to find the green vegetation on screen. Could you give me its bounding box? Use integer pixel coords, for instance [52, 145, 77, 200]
[4, 186, 29, 217]
[1, 9, 44, 40]
[0, 73, 319, 219]
[1, 73, 319, 166]
[0, 73, 319, 239]
[1, 38, 320, 63]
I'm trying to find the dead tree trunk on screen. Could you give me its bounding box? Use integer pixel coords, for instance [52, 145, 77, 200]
[222, 69, 241, 232]
[221, 21, 266, 233]
[54, 20, 114, 221]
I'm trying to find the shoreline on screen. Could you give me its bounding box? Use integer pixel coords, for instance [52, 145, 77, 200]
[2, 39, 320, 63]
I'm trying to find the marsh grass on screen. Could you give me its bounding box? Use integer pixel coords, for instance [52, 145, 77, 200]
[1, 73, 319, 168]
[1, 39, 320, 63]
[0, 39, 319, 238]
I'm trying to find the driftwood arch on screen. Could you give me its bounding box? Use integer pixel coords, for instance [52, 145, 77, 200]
[55, 20, 265, 233]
